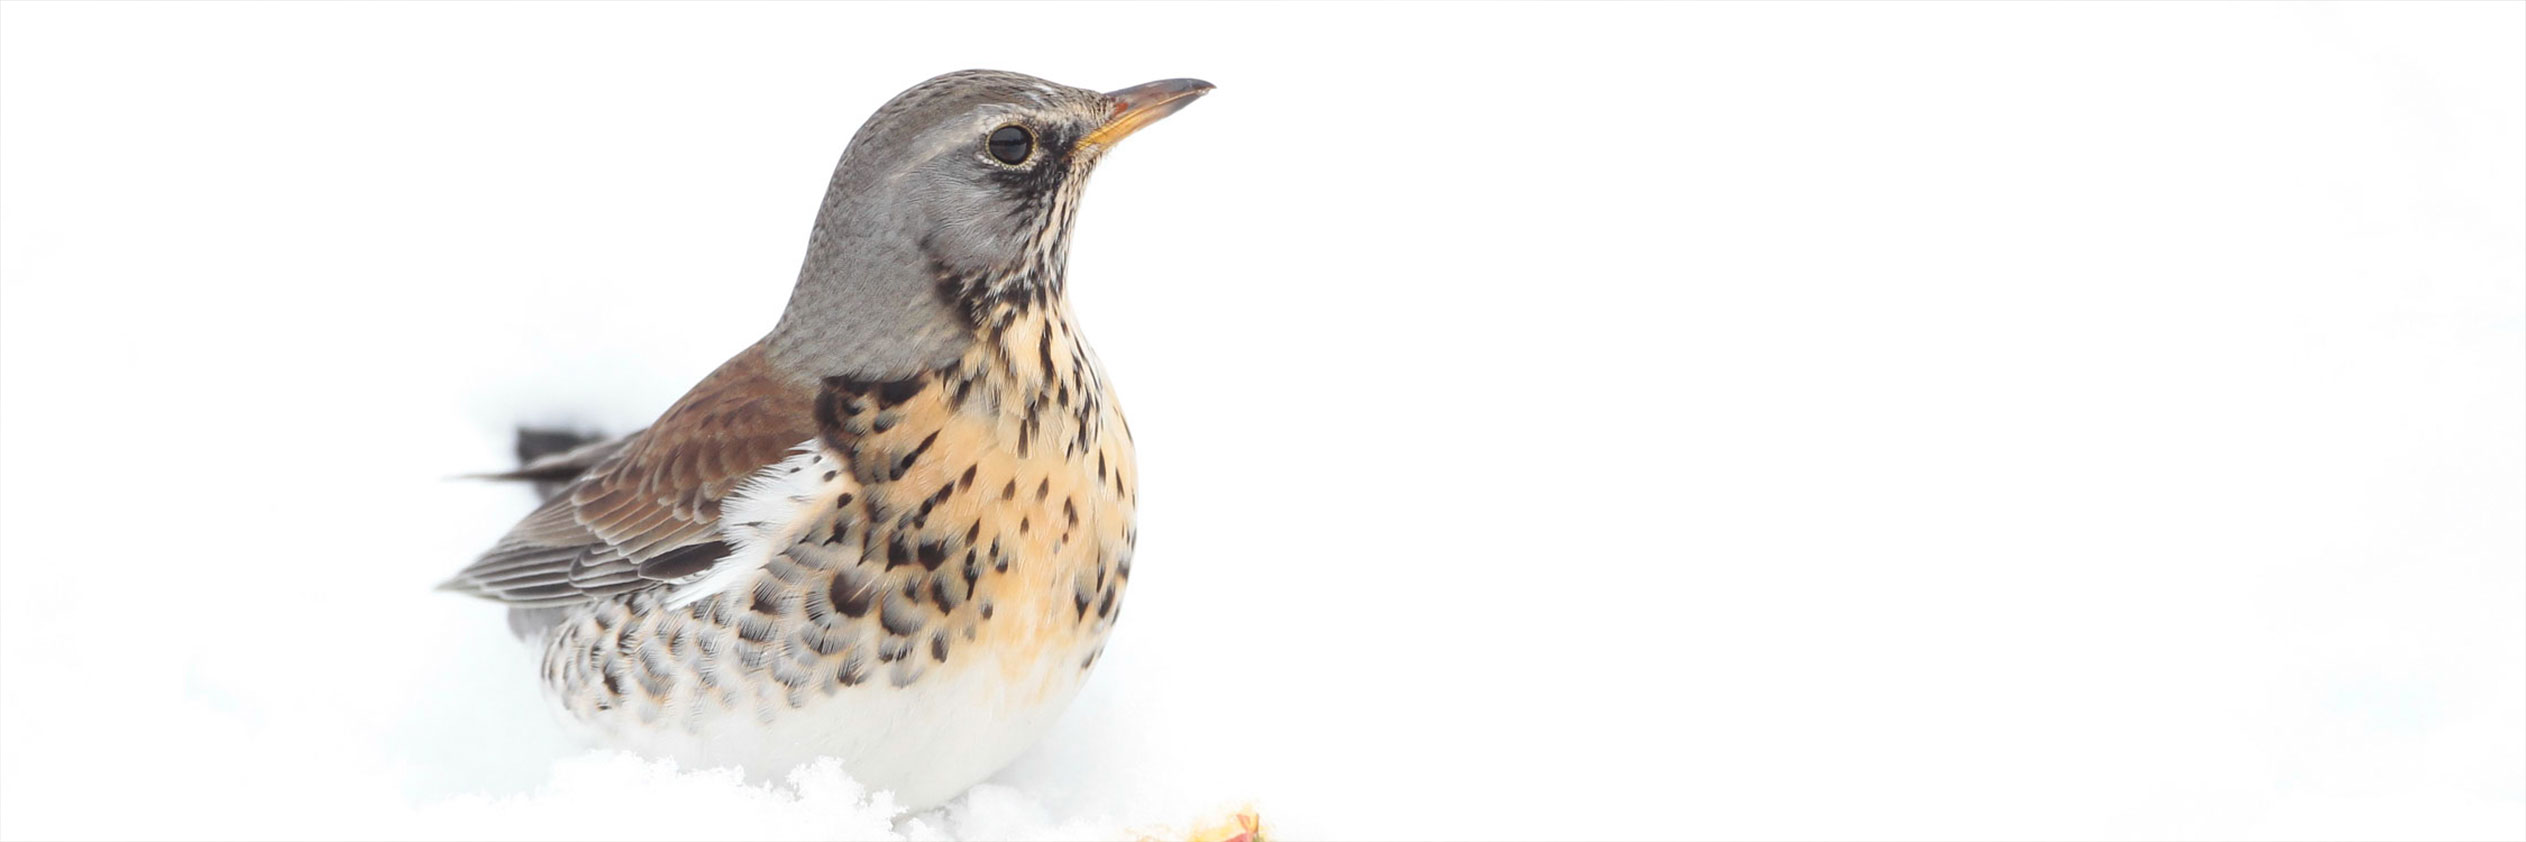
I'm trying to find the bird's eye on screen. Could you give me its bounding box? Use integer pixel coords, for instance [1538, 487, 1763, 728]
[987, 125, 1033, 165]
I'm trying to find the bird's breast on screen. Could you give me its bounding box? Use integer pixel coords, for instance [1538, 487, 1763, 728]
[800, 302, 1138, 688]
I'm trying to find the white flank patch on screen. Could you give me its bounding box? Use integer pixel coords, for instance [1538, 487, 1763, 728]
[662, 440, 844, 609]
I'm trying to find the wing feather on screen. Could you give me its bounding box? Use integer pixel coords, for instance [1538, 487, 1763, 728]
[441, 344, 818, 607]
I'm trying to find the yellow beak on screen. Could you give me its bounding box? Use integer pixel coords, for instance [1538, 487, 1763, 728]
[1079, 78, 1215, 150]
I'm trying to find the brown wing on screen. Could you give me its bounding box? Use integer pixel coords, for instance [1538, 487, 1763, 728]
[443, 344, 818, 607]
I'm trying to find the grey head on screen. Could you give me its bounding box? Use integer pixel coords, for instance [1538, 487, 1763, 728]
[766, 69, 1213, 379]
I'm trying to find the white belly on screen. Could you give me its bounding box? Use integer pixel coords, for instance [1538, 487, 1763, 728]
[588, 637, 1097, 810]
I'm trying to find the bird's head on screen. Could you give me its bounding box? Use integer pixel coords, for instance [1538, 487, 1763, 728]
[839, 70, 1212, 286]
[775, 70, 1212, 376]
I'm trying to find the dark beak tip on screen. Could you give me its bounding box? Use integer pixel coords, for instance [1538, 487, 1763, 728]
[1107, 78, 1216, 107]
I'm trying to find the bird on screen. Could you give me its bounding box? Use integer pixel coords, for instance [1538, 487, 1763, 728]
[441, 69, 1211, 810]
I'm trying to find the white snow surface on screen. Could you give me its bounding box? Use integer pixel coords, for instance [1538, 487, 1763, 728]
[3, 3, 2522, 840]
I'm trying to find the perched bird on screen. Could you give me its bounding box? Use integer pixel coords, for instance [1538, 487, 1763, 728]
[443, 70, 1210, 809]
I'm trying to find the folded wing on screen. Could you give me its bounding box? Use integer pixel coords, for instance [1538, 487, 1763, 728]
[442, 344, 818, 608]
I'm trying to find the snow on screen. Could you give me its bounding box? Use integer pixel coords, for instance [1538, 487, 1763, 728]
[3, 2, 2522, 840]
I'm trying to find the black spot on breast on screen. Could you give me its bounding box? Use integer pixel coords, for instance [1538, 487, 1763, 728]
[820, 374, 936, 454]
[828, 570, 872, 617]
[900, 431, 941, 474]
[930, 634, 949, 662]
[879, 379, 923, 407]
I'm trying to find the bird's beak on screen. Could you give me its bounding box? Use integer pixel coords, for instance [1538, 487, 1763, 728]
[1079, 78, 1214, 151]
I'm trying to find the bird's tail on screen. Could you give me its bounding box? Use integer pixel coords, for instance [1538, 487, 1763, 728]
[469, 426, 634, 501]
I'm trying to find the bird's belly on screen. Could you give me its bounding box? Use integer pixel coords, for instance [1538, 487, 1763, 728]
[594, 632, 1102, 809]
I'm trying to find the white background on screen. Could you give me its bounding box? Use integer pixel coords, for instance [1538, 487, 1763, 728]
[3, 2, 2520, 840]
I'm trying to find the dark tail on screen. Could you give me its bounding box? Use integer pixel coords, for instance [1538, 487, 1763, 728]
[476, 426, 634, 501]
[516, 427, 607, 466]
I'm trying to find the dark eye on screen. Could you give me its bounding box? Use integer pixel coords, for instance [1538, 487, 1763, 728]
[987, 125, 1033, 165]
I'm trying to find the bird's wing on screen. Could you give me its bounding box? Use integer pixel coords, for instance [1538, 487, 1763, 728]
[443, 344, 819, 607]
